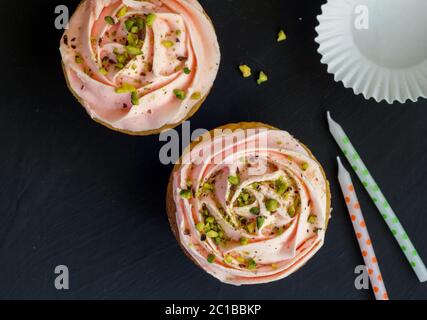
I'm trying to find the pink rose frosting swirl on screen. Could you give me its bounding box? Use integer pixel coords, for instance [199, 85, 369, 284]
[172, 126, 330, 285]
[60, 0, 220, 133]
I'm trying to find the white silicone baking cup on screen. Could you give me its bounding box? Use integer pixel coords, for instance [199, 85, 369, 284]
[315, 0, 427, 104]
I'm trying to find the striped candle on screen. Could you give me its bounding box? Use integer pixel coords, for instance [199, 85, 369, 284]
[328, 111, 427, 283]
[337, 157, 388, 300]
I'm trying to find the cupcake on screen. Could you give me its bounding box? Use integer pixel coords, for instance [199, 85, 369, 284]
[166, 123, 331, 285]
[60, 0, 220, 135]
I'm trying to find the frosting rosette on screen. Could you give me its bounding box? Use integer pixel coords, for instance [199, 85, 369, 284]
[167, 123, 331, 285]
[60, 0, 220, 135]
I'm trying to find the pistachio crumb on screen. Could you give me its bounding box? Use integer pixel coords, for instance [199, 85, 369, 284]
[277, 29, 287, 42]
[239, 64, 252, 78]
[308, 215, 317, 224]
[239, 237, 249, 246]
[257, 71, 268, 85]
[247, 258, 257, 270]
[179, 189, 192, 199]
[227, 175, 240, 186]
[173, 89, 187, 100]
[104, 16, 115, 25]
[207, 254, 215, 263]
[265, 199, 279, 212]
[116, 6, 128, 18]
[161, 40, 175, 48]
[146, 13, 157, 27]
[191, 92, 202, 100]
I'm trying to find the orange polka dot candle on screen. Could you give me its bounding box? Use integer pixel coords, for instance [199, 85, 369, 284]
[337, 157, 388, 300]
[328, 112, 427, 283]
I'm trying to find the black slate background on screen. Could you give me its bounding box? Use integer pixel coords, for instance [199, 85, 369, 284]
[0, 0, 426, 300]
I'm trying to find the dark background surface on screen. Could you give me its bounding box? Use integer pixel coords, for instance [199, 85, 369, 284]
[1, 0, 426, 300]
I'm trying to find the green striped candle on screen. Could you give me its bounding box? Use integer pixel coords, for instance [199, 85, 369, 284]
[327, 111, 427, 282]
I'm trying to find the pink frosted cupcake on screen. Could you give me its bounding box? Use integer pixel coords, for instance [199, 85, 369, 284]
[60, 0, 220, 135]
[167, 123, 331, 285]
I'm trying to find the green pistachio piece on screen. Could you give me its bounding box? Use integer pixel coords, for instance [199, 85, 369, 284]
[99, 67, 108, 75]
[206, 217, 214, 224]
[179, 189, 192, 199]
[277, 29, 287, 42]
[239, 64, 252, 78]
[257, 71, 268, 85]
[131, 91, 139, 105]
[301, 162, 309, 171]
[183, 67, 191, 74]
[136, 17, 145, 29]
[126, 45, 142, 55]
[207, 254, 215, 263]
[206, 230, 218, 238]
[191, 91, 201, 100]
[247, 258, 257, 270]
[131, 26, 139, 34]
[308, 215, 317, 224]
[75, 54, 83, 64]
[250, 207, 260, 215]
[161, 40, 175, 48]
[265, 199, 279, 212]
[257, 216, 265, 229]
[227, 175, 240, 186]
[115, 83, 136, 94]
[288, 205, 296, 217]
[117, 6, 128, 18]
[239, 237, 249, 245]
[196, 222, 204, 232]
[247, 221, 256, 234]
[125, 19, 135, 31]
[104, 16, 115, 25]
[173, 89, 187, 100]
[146, 13, 157, 27]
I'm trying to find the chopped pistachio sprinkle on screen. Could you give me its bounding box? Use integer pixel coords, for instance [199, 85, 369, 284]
[125, 19, 134, 31]
[75, 54, 83, 64]
[239, 237, 249, 246]
[206, 216, 214, 223]
[247, 258, 257, 270]
[308, 215, 317, 224]
[146, 13, 157, 27]
[257, 216, 265, 229]
[117, 6, 128, 18]
[191, 91, 202, 100]
[301, 162, 309, 171]
[275, 177, 288, 195]
[104, 16, 115, 25]
[227, 175, 240, 186]
[239, 64, 252, 78]
[207, 254, 215, 263]
[161, 40, 175, 48]
[206, 230, 219, 238]
[277, 29, 287, 42]
[179, 189, 192, 199]
[131, 91, 139, 105]
[176, 29, 182, 36]
[173, 89, 187, 100]
[247, 221, 256, 234]
[126, 45, 142, 55]
[250, 207, 260, 215]
[265, 199, 279, 212]
[288, 205, 296, 217]
[183, 67, 191, 74]
[115, 83, 136, 94]
[257, 71, 268, 85]
[224, 255, 233, 264]
[99, 67, 108, 75]
[196, 222, 204, 232]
